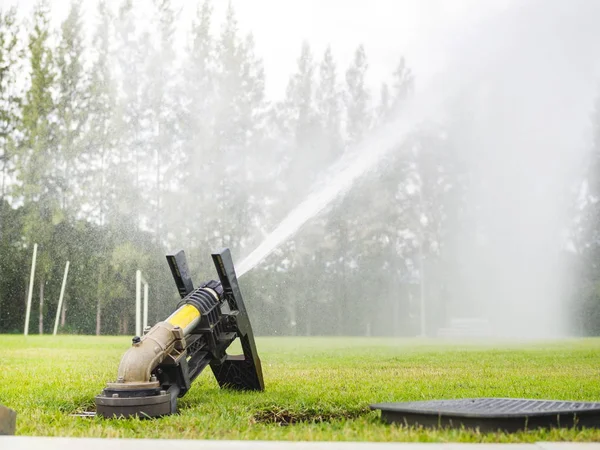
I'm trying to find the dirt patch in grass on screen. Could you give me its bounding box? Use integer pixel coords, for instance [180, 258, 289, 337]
[252, 405, 368, 425]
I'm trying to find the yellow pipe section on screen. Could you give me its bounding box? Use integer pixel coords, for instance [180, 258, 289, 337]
[166, 304, 201, 336]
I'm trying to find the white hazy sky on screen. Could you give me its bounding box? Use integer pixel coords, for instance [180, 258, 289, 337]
[2, 0, 513, 99]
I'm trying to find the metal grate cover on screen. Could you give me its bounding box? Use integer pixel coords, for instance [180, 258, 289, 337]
[371, 398, 600, 432]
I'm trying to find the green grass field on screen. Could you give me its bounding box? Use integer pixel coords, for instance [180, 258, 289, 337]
[1, 335, 600, 442]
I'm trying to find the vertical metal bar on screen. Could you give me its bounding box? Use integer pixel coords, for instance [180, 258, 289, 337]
[24, 243, 38, 336]
[53, 261, 70, 336]
[419, 249, 426, 337]
[143, 282, 149, 330]
[418, 171, 426, 338]
[135, 270, 142, 336]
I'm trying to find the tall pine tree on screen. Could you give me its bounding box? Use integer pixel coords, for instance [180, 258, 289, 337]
[85, 0, 120, 335]
[316, 46, 342, 164]
[19, 0, 57, 334]
[345, 45, 370, 145]
[211, 3, 266, 255]
[55, 0, 88, 217]
[0, 7, 21, 235]
[145, 0, 179, 244]
[113, 0, 148, 233]
[175, 0, 215, 257]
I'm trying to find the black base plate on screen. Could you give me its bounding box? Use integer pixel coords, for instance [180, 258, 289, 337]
[95, 391, 172, 419]
[371, 398, 600, 432]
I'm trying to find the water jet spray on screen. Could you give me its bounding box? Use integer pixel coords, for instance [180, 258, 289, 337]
[95, 248, 264, 418]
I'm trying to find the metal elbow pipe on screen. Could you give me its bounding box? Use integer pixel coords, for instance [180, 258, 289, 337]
[106, 303, 202, 390]
[116, 323, 176, 384]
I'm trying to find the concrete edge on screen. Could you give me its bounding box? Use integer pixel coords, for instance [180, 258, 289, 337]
[2, 437, 600, 450]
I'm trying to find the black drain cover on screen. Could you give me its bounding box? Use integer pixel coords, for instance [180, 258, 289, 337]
[371, 398, 600, 432]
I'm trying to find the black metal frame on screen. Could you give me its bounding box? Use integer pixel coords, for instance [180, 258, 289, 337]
[161, 248, 264, 405]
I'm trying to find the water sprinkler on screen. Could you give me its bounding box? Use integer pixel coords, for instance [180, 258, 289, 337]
[95, 248, 264, 418]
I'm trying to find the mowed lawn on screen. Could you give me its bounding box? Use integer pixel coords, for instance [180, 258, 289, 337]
[1, 335, 600, 442]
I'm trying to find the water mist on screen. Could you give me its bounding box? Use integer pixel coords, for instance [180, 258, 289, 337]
[238, 0, 600, 338]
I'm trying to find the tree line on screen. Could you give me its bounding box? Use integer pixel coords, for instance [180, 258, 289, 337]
[0, 0, 598, 337]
